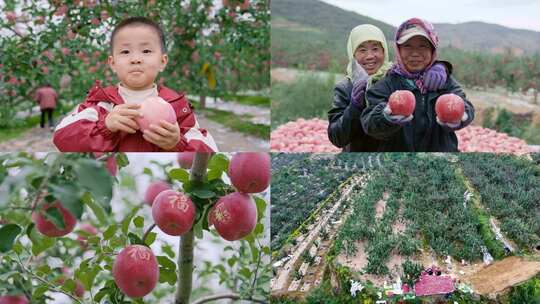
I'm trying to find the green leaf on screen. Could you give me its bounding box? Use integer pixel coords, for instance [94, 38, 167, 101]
[143, 167, 153, 177]
[0, 224, 22, 252]
[254, 196, 267, 221]
[208, 154, 229, 172]
[162, 244, 175, 259]
[207, 154, 229, 181]
[128, 232, 144, 245]
[133, 216, 144, 228]
[103, 224, 118, 240]
[156, 256, 176, 269]
[115, 153, 129, 168]
[64, 279, 76, 293]
[193, 218, 204, 239]
[74, 159, 113, 211]
[239, 267, 252, 279]
[36, 265, 51, 276]
[191, 189, 216, 199]
[159, 267, 177, 285]
[76, 264, 101, 291]
[253, 223, 264, 236]
[27, 224, 54, 255]
[12, 241, 23, 254]
[144, 232, 157, 246]
[121, 206, 141, 234]
[227, 256, 237, 267]
[169, 168, 189, 183]
[44, 206, 66, 229]
[261, 246, 271, 255]
[49, 182, 83, 219]
[33, 285, 49, 298]
[82, 192, 108, 225]
[207, 169, 222, 181]
[249, 241, 259, 262]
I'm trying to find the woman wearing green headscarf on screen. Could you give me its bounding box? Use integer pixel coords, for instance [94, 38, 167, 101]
[328, 24, 448, 151]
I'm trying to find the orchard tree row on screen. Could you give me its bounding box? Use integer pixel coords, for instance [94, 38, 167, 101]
[332, 154, 519, 278]
[0, 0, 270, 127]
[0, 151, 271, 303]
[270, 153, 383, 253]
[458, 153, 540, 250]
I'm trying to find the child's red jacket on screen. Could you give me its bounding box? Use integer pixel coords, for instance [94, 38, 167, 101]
[53, 81, 217, 152]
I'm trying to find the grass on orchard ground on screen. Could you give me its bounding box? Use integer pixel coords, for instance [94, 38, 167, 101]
[0, 115, 41, 143]
[201, 107, 270, 139]
[271, 74, 336, 129]
[224, 94, 271, 107]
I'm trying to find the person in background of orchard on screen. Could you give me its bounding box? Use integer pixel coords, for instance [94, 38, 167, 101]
[53, 17, 217, 152]
[361, 18, 474, 152]
[328, 23, 449, 152]
[34, 83, 58, 131]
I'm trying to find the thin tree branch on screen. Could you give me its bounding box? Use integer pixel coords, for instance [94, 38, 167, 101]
[15, 254, 85, 304]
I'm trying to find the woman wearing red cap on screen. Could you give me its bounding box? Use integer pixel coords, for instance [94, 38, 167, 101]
[361, 18, 475, 152]
[328, 22, 450, 152]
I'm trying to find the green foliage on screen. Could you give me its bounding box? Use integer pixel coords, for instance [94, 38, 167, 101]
[1, 1, 269, 127]
[0, 152, 270, 303]
[201, 107, 270, 139]
[507, 275, 540, 304]
[482, 108, 540, 145]
[459, 154, 540, 250]
[401, 260, 422, 286]
[271, 153, 381, 253]
[271, 74, 335, 128]
[224, 94, 271, 107]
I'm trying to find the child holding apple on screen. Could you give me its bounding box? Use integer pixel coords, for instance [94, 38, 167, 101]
[361, 18, 475, 152]
[53, 17, 217, 152]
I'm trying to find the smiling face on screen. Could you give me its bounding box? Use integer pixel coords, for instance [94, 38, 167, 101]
[108, 25, 168, 90]
[354, 40, 384, 76]
[398, 35, 433, 73]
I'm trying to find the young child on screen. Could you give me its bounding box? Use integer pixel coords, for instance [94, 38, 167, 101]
[361, 18, 474, 152]
[53, 17, 217, 152]
[328, 24, 448, 152]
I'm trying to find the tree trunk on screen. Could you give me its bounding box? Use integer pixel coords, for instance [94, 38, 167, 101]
[199, 94, 206, 109]
[175, 152, 212, 304]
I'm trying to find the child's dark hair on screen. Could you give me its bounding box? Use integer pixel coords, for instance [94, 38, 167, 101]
[110, 17, 166, 53]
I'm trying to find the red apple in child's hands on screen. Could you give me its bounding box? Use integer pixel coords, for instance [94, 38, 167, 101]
[388, 90, 416, 116]
[435, 93, 465, 123]
[136, 97, 176, 133]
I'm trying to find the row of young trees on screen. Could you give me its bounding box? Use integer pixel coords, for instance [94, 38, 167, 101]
[270, 153, 383, 253]
[459, 153, 540, 250]
[0, 0, 270, 128]
[334, 153, 522, 279]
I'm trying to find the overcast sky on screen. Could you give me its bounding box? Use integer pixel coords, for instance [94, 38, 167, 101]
[320, 0, 540, 31]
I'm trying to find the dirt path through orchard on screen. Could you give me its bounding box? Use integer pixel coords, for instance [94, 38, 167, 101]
[0, 114, 268, 152]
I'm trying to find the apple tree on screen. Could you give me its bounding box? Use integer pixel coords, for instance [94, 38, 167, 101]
[0, 0, 270, 127]
[0, 152, 270, 303]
